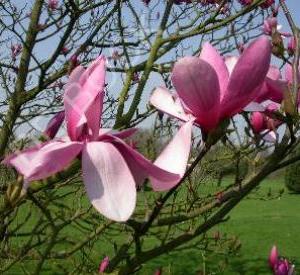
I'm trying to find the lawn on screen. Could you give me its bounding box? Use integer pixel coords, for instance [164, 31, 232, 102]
[3, 177, 300, 274]
[138, 177, 300, 274]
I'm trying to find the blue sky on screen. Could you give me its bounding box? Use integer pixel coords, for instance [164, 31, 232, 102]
[278, 0, 299, 27]
[10, 0, 300, 136]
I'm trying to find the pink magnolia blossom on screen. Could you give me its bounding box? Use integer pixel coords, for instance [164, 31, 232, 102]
[61, 46, 69, 55]
[268, 246, 295, 275]
[269, 246, 279, 268]
[251, 112, 265, 134]
[260, 0, 275, 9]
[111, 50, 121, 65]
[11, 44, 22, 61]
[151, 36, 271, 136]
[98, 256, 109, 273]
[48, 0, 58, 10]
[262, 17, 278, 35]
[250, 103, 281, 142]
[262, 17, 291, 38]
[3, 56, 189, 221]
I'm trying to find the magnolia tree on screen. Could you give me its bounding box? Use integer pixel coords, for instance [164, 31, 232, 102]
[0, 0, 299, 274]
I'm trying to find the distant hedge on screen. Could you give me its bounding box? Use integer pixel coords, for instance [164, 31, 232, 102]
[285, 147, 300, 193]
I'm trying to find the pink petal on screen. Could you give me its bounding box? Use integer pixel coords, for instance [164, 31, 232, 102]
[285, 64, 300, 84]
[221, 36, 271, 118]
[172, 57, 220, 131]
[150, 87, 191, 122]
[82, 142, 136, 222]
[65, 65, 85, 90]
[250, 112, 265, 133]
[43, 111, 65, 139]
[150, 120, 194, 191]
[82, 56, 106, 139]
[111, 128, 138, 139]
[98, 128, 138, 140]
[3, 140, 83, 181]
[285, 64, 293, 83]
[64, 56, 106, 141]
[267, 65, 281, 80]
[269, 245, 278, 268]
[99, 256, 110, 273]
[200, 42, 229, 99]
[264, 78, 285, 103]
[110, 136, 180, 188]
[64, 83, 87, 140]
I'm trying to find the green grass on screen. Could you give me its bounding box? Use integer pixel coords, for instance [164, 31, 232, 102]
[138, 177, 300, 274]
[3, 177, 300, 274]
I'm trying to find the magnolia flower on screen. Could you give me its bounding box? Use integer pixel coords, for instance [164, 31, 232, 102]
[61, 46, 69, 55]
[98, 256, 109, 273]
[260, 0, 275, 9]
[262, 17, 291, 39]
[250, 103, 281, 142]
[269, 245, 279, 268]
[48, 0, 58, 10]
[151, 36, 271, 135]
[268, 245, 295, 275]
[11, 44, 22, 61]
[3, 56, 188, 222]
[262, 17, 278, 35]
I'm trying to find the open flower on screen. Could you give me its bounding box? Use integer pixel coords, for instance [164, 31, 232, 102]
[3, 56, 185, 222]
[151, 36, 271, 135]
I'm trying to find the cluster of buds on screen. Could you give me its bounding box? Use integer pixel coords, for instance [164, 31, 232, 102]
[269, 246, 295, 275]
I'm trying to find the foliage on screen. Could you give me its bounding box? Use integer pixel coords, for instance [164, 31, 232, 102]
[285, 146, 300, 193]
